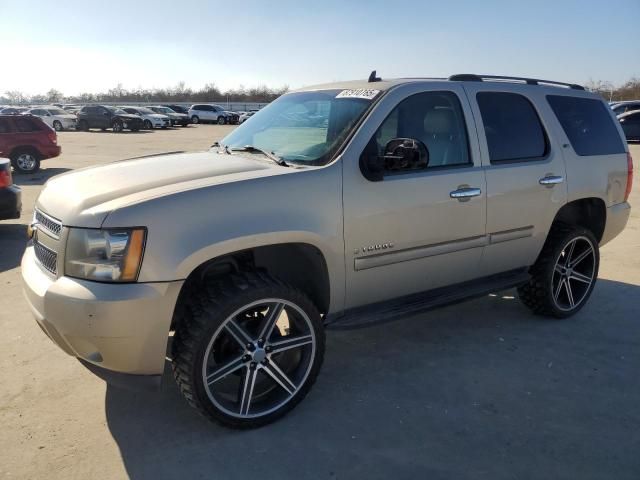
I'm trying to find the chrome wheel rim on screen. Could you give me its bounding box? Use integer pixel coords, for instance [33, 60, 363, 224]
[552, 236, 596, 311]
[218, 117, 225, 125]
[201, 298, 316, 419]
[113, 123, 122, 132]
[53, 121, 62, 131]
[17, 154, 36, 171]
[192, 116, 199, 124]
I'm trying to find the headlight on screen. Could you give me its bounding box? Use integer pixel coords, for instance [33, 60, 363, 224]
[65, 228, 146, 282]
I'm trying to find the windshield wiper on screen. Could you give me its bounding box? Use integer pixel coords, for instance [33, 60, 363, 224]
[231, 145, 288, 167]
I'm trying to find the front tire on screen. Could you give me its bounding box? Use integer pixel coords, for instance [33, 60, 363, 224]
[191, 115, 200, 124]
[217, 116, 226, 125]
[172, 272, 325, 429]
[518, 226, 599, 318]
[53, 120, 63, 131]
[112, 121, 123, 133]
[143, 120, 153, 130]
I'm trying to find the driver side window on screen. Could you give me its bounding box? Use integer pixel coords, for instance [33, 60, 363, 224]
[368, 91, 471, 174]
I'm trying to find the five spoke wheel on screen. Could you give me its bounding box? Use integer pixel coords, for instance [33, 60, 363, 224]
[201, 299, 317, 419]
[552, 236, 596, 311]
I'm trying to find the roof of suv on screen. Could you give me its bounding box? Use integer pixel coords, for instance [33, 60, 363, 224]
[294, 73, 586, 94]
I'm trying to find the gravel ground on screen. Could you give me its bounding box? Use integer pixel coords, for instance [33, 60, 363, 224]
[1, 127, 638, 480]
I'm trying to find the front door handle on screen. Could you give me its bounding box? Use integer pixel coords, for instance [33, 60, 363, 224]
[450, 187, 482, 200]
[539, 175, 564, 186]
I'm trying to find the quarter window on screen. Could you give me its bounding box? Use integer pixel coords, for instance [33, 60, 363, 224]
[14, 118, 40, 132]
[365, 91, 471, 174]
[476, 92, 547, 163]
[547, 95, 626, 156]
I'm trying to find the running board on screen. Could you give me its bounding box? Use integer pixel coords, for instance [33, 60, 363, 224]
[325, 269, 530, 330]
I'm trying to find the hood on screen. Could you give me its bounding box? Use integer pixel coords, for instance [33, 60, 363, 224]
[36, 151, 277, 227]
[149, 113, 169, 119]
[167, 112, 187, 118]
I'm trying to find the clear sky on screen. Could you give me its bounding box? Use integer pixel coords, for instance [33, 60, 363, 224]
[0, 0, 638, 96]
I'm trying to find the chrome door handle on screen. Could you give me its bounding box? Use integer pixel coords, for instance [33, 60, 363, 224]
[539, 175, 564, 186]
[450, 187, 481, 200]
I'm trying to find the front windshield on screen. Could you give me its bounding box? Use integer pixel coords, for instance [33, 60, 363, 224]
[48, 108, 66, 115]
[155, 107, 173, 113]
[220, 89, 376, 165]
[137, 107, 154, 114]
[106, 106, 127, 114]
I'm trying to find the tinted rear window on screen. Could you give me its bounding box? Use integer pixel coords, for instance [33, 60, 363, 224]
[476, 92, 547, 163]
[14, 118, 42, 132]
[547, 95, 625, 156]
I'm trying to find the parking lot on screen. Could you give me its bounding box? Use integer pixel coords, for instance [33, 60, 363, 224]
[1, 126, 638, 479]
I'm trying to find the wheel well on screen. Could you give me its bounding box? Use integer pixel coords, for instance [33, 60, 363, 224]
[552, 198, 606, 242]
[172, 243, 330, 329]
[10, 146, 40, 160]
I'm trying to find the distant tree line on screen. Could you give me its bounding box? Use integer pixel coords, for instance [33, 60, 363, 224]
[585, 77, 640, 102]
[0, 82, 289, 105]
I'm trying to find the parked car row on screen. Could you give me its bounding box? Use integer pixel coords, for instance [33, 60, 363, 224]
[611, 100, 640, 142]
[1, 103, 252, 130]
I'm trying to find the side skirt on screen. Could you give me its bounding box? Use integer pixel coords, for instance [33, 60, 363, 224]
[325, 268, 530, 330]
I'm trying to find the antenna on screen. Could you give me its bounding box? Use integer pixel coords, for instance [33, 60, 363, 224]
[368, 70, 381, 83]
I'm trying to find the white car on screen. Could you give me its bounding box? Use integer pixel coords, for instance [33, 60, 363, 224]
[238, 110, 259, 124]
[26, 106, 77, 131]
[187, 104, 239, 124]
[120, 106, 171, 129]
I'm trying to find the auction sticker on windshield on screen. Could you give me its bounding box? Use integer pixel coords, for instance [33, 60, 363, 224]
[336, 89, 380, 100]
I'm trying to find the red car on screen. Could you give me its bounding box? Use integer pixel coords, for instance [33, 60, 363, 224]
[0, 114, 61, 173]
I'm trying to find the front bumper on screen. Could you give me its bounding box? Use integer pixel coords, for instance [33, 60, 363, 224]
[0, 184, 21, 220]
[600, 202, 631, 246]
[21, 246, 183, 379]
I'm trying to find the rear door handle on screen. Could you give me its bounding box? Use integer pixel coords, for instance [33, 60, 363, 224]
[450, 187, 482, 200]
[539, 175, 564, 186]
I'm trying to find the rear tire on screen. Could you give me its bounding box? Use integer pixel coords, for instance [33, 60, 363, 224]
[172, 272, 325, 429]
[77, 120, 89, 131]
[518, 225, 599, 318]
[11, 150, 41, 174]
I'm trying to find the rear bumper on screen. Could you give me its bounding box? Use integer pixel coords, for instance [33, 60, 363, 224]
[0, 184, 21, 220]
[21, 246, 184, 377]
[600, 202, 631, 246]
[40, 145, 61, 160]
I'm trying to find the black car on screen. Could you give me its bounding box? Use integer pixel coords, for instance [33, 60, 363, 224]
[163, 104, 189, 114]
[0, 158, 21, 220]
[618, 110, 640, 141]
[76, 105, 144, 132]
[148, 106, 191, 127]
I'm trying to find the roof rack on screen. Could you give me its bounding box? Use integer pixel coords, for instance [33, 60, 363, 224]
[448, 74, 585, 91]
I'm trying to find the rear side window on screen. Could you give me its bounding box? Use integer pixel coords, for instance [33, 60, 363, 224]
[477, 92, 547, 163]
[0, 119, 11, 133]
[14, 118, 41, 132]
[547, 95, 625, 156]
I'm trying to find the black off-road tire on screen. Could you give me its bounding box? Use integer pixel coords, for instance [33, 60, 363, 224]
[172, 271, 325, 429]
[518, 225, 599, 318]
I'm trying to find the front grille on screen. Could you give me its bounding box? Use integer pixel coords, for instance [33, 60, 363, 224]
[35, 209, 62, 238]
[34, 241, 57, 275]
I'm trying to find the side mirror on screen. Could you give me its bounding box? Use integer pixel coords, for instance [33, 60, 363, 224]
[382, 138, 429, 173]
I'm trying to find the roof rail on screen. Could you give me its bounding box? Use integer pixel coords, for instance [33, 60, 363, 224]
[448, 74, 585, 91]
